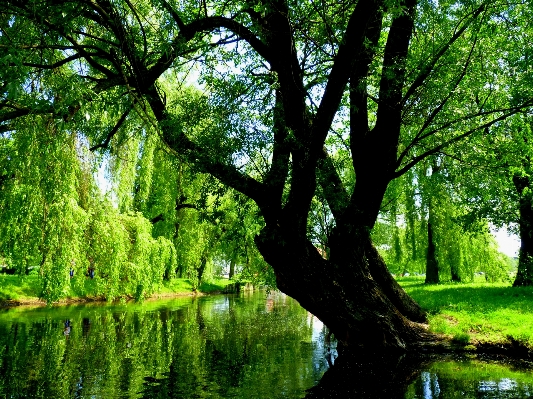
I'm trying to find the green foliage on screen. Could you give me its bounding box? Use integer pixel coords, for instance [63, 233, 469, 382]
[3, 0, 533, 327]
[0, 115, 184, 302]
[373, 155, 513, 283]
[86, 207, 177, 301]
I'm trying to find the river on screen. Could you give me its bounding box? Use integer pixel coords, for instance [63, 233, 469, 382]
[0, 291, 532, 398]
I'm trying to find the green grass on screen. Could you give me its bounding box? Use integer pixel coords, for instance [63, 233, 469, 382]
[398, 276, 533, 347]
[0, 274, 235, 304]
[158, 277, 233, 295]
[0, 275, 42, 301]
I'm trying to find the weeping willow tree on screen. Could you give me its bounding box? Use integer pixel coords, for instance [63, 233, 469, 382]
[0, 116, 89, 301]
[94, 107, 270, 289]
[0, 114, 179, 302]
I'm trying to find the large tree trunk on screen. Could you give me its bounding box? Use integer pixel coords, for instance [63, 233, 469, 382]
[256, 224, 427, 351]
[513, 175, 533, 286]
[145, 0, 427, 351]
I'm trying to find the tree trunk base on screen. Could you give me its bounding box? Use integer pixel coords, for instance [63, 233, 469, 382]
[255, 224, 427, 351]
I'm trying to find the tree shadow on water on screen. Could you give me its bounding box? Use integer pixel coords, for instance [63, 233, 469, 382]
[305, 349, 432, 399]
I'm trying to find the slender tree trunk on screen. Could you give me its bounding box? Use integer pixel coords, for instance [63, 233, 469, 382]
[450, 265, 461, 282]
[513, 175, 533, 286]
[450, 244, 461, 282]
[425, 219, 439, 284]
[197, 254, 208, 286]
[390, 202, 403, 265]
[405, 182, 418, 262]
[229, 257, 235, 279]
[425, 162, 440, 284]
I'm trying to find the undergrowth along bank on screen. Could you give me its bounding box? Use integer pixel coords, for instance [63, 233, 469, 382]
[0, 275, 234, 306]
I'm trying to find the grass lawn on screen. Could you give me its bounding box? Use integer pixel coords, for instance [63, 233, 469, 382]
[158, 277, 233, 295]
[398, 276, 533, 347]
[0, 275, 42, 301]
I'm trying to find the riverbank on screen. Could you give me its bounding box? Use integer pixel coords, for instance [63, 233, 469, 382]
[398, 276, 533, 356]
[3, 274, 533, 357]
[0, 274, 237, 308]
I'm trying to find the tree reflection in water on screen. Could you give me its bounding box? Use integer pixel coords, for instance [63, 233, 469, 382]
[307, 349, 533, 399]
[0, 292, 328, 398]
[305, 349, 430, 398]
[0, 292, 532, 398]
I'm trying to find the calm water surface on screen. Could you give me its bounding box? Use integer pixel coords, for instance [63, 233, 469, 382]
[0, 291, 532, 398]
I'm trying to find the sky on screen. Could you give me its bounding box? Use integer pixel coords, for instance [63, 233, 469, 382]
[493, 227, 520, 258]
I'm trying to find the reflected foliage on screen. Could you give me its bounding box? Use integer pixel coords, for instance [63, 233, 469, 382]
[0, 292, 327, 398]
[405, 358, 533, 399]
[1, 293, 532, 398]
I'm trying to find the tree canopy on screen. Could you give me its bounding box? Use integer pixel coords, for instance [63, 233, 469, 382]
[2, 0, 533, 349]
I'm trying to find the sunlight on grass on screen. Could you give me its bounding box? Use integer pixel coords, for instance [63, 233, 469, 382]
[398, 276, 533, 347]
[0, 275, 41, 301]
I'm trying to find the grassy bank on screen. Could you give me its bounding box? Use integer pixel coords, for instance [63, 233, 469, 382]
[0, 274, 234, 306]
[398, 276, 533, 348]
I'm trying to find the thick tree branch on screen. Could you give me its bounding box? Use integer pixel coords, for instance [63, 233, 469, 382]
[141, 14, 273, 93]
[153, 0, 272, 87]
[0, 105, 56, 123]
[345, 0, 417, 229]
[311, 0, 383, 151]
[262, 90, 290, 214]
[316, 147, 350, 222]
[144, 86, 266, 207]
[374, 0, 416, 131]
[349, 7, 383, 169]
[282, 0, 384, 236]
[21, 54, 82, 70]
[151, 203, 196, 224]
[0, 124, 12, 134]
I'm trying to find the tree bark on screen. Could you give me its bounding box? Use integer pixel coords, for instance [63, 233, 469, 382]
[450, 244, 462, 282]
[425, 162, 440, 284]
[256, 224, 427, 350]
[405, 181, 418, 262]
[229, 257, 235, 279]
[425, 219, 439, 284]
[196, 253, 208, 286]
[513, 175, 533, 286]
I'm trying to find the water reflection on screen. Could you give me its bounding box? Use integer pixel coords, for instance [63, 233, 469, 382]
[0, 292, 532, 398]
[405, 358, 533, 399]
[306, 351, 533, 399]
[0, 292, 328, 398]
